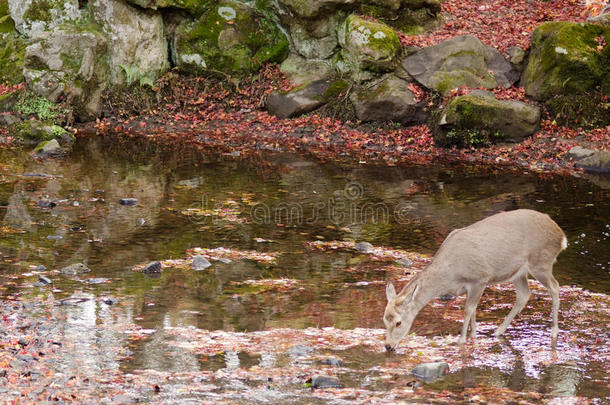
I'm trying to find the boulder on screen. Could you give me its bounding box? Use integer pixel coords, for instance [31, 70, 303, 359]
[23, 28, 109, 121]
[434, 90, 540, 147]
[266, 78, 348, 118]
[91, 0, 169, 85]
[287, 12, 344, 59]
[9, 120, 73, 145]
[278, 0, 356, 18]
[360, 0, 442, 33]
[125, 0, 211, 15]
[350, 74, 428, 124]
[0, 32, 27, 85]
[574, 150, 610, 174]
[0, 112, 20, 125]
[354, 241, 374, 253]
[280, 54, 333, 86]
[309, 374, 342, 389]
[411, 361, 449, 382]
[32, 139, 63, 158]
[568, 146, 596, 160]
[337, 15, 401, 73]
[172, 0, 289, 75]
[0, 90, 19, 112]
[521, 22, 610, 100]
[8, 0, 83, 37]
[60, 263, 91, 275]
[402, 35, 519, 95]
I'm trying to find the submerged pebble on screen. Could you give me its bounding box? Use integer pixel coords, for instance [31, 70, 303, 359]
[355, 242, 374, 253]
[309, 374, 342, 389]
[411, 361, 450, 382]
[60, 263, 91, 275]
[192, 255, 212, 271]
[119, 198, 138, 206]
[142, 261, 162, 274]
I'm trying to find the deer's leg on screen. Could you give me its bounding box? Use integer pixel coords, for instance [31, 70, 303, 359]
[531, 269, 560, 339]
[460, 285, 484, 344]
[494, 274, 530, 337]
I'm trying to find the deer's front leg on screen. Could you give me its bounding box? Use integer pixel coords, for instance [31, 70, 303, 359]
[460, 285, 485, 344]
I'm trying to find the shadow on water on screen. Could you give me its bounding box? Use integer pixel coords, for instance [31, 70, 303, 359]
[0, 135, 609, 401]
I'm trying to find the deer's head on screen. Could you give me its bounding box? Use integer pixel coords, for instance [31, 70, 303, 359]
[383, 282, 419, 351]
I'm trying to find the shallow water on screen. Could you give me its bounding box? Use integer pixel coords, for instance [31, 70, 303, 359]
[1, 136, 609, 402]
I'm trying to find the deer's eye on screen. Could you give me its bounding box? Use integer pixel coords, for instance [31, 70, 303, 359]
[395, 321, 402, 327]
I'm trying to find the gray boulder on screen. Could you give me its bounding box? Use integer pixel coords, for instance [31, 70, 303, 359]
[287, 13, 344, 59]
[402, 35, 519, 95]
[32, 139, 63, 158]
[350, 75, 428, 124]
[278, 0, 356, 18]
[574, 150, 610, 174]
[280, 54, 333, 86]
[91, 0, 169, 86]
[61, 263, 91, 275]
[23, 28, 109, 120]
[309, 374, 342, 389]
[434, 90, 540, 147]
[266, 78, 347, 118]
[568, 146, 596, 161]
[8, 0, 83, 37]
[354, 241, 374, 253]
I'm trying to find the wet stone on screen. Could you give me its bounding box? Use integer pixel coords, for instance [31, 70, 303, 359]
[355, 242, 374, 253]
[396, 257, 413, 267]
[192, 255, 212, 271]
[439, 294, 454, 301]
[35, 265, 46, 271]
[411, 361, 450, 382]
[85, 278, 109, 284]
[60, 263, 91, 275]
[310, 374, 342, 389]
[46, 235, 63, 240]
[320, 356, 344, 367]
[102, 297, 119, 305]
[119, 198, 138, 206]
[38, 276, 52, 285]
[142, 261, 162, 274]
[287, 344, 313, 357]
[37, 199, 57, 209]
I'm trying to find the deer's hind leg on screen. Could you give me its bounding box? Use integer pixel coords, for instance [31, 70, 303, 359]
[530, 266, 560, 339]
[494, 273, 530, 337]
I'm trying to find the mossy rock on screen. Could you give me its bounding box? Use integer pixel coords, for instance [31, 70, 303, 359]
[173, 0, 289, 75]
[434, 90, 540, 147]
[521, 21, 610, 100]
[337, 14, 401, 73]
[19, 0, 83, 37]
[0, 0, 15, 32]
[0, 32, 27, 84]
[8, 119, 72, 145]
[278, 0, 356, 18]
[125, 0, 214, 16]
[361, 0, 441, 34]
[545, 92, 610, 129]
[0, 89, 22, 112]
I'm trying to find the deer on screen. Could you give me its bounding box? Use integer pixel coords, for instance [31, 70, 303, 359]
[383, 209, 567, 351]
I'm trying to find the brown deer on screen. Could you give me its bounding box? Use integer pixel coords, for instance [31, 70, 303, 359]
[383, 209, 567, 351]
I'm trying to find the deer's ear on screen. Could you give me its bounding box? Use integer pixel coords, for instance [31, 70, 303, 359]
[386, 282, 397, 300]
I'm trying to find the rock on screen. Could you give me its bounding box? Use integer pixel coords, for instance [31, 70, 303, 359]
[0, 113, 20, 126]
[191, 255, 212, 271]
[278, 0, 355, 18]
[337, 15, 401, 73]
[0, 32, 27, 85]
[574, 150, 610, 174]
[38, 275, 52, 285]
[355, 241, 374, 253]
[434, 90, 540, 147]
[35, 265, 46, 271]
[507, 46, 526, 71]
[287, 13, 344, 59]
[0, 90, 20, 112]
[142, 261, 162, 274]
[266, 78, 347, 118]
[37, 199, 56, 209]
[46, 235, 63, 240]
[85, 277, 109, 284]
[568, 146, 596, 161]
[411, 361, 450, 382]
[10, 120, 73, 146]
[287, 344, 313, 357]
[125, 0, 208, 15]
[32, 139, 63, 158]
[280, 54, 333, 86]
[396, 257, 413, 267]
[101, 296, 119, 305]
[521, 22, 610, 100]
[360, 0, 442, 33]
[350, 74, 428, 124]
[309, 374, 342, 389]
[8, 0, 83, 37]
[320, 356, 344, 367]
[172, 0, 288, 75]
[402, 35, 518, 95]
[91, 0, 169, 86]
[119, 198, 138, 206]
[60, 263, 91, 275]
[23, 27, 109, 120]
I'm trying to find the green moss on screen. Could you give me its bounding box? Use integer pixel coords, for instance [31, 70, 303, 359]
[175, 0, 288, 75]
[0, 32, 27, 85]
[23, 0, 54, 23]
[0, 0, 15, 33]
[322, 79, 350, 100]
[15, 93, 67, 121]
[522, 21, 610, 100]
[545, 93, 610, 129]
[430, 70, 496, 95]
[361, 2, 440, 34]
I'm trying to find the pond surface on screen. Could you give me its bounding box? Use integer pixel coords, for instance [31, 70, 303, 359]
[1, 136, 609, 403]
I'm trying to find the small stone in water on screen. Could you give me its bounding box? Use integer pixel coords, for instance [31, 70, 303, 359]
[102, 297, 119, 305]
[119, 198, 138, 206]
[37, 199, 56, 208]
[142, 261, 162, 274]
[38, 276, 52, 285]
[35, 265, 46, 271]
[46, 235, 63, 240]
[355, 242, 374, 253]
[411, 361, 450, 382]
[396, 257, 413, 267]
[60, 263, 91, 275]
[192, 255, 212, 271]
[309, 375, 342, 389]
[86, 278, 109, 284]
[320, 356, 344, 367]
